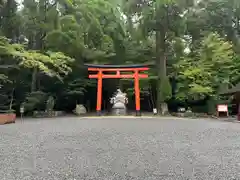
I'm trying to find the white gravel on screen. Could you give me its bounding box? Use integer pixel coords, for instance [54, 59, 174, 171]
[0, 117, 240, 179]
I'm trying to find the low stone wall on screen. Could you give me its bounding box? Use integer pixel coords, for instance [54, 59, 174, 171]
[172, 112, 212, 118]
[0, 113, 16, 125]
[33, 111, 65, 118]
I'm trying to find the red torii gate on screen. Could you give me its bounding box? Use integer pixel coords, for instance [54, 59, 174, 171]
[85, 64, 149, 116]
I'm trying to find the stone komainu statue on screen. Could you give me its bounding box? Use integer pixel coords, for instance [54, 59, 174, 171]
[110, 89, 128, 116]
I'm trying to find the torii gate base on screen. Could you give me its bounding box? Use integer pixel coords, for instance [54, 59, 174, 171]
[85, 64, 149, 116]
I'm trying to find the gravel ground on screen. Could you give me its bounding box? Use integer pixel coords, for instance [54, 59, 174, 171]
[1, 117, 240, 180]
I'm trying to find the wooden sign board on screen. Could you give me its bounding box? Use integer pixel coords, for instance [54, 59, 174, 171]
[217, 104, 229, 117]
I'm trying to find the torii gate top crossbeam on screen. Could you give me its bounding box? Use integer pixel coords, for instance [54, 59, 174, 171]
[85, 64, 149, 79]
[84, 63, 151, 68]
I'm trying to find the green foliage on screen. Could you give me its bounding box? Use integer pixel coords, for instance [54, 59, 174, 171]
[18, 51, 73, 79]
[121, 78, 151, 96]
[0, 36, 18, 56]
[175, 57, 213, 101]
[0, 74, 8, 82]
[23, 91, 47, 112]
[0, 36, 73, 79]
[64, 79, 93, 96]
[175, 32, 234, 101]
[230, 55, 240, 85]
[0, 92, 11, 110]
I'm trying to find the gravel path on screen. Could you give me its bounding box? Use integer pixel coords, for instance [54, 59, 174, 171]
[0, 117, 240, 180]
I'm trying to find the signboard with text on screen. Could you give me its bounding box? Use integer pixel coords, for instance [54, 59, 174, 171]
[217, 104, 228, 117]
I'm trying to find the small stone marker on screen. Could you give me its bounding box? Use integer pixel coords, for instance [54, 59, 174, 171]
[75, 104, 87, 116]
[153, 108, 157, 115]
[178, 107, 186, 112]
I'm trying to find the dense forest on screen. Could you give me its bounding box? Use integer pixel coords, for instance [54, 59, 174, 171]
[0, 0, 240, 115]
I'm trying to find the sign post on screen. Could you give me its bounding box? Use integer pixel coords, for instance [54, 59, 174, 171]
[20, 104, 24, 120]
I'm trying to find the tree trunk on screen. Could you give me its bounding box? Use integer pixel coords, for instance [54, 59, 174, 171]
[31, 68, 37, 92]
[127, 15, 133, 36]
[155, 3, 170, 115]
[2, 0, 16, 39]
[30, 0, 48, 93]
[54, 2, 60, 30]
[9, 88, 14, 110]
[149, 85, 154, 111]
[156, 29, 168, 115]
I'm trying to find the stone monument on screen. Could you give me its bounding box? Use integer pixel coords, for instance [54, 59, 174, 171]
[110, 89, 128, 116]
[74, 104, 87, 116]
